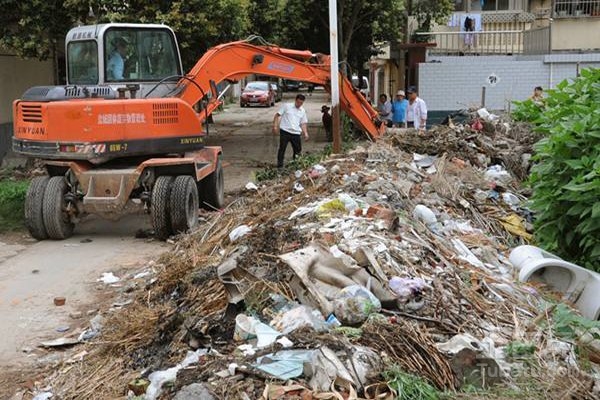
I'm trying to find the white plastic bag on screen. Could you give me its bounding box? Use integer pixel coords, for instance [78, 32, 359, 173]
[332, 285, 381, 325]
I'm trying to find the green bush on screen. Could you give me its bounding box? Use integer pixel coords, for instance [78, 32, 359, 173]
[0, 179, 29, 232]
[513, 68, 600, 270]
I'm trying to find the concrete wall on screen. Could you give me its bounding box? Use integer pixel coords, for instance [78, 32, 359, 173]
[552, 19, 600, 51]
[419, 53, 600, 112]
[0, 53, 54, 163]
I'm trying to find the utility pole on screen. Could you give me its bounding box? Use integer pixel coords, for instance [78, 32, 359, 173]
[329, 0, 341, 153]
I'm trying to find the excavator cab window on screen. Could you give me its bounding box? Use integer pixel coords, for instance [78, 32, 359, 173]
[104, 27, 180, 82]
[67, 41, 99, 85]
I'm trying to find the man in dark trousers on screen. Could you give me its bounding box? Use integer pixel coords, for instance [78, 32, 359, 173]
[273, 94, 309, 168]
[321, 105, 332, 142]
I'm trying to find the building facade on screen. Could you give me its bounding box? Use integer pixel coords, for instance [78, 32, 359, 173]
[369, 0, 600, 118]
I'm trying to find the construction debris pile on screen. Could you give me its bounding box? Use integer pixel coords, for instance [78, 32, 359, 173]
[36, 117, 600, 400]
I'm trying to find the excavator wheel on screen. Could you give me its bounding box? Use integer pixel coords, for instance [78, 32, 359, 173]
[151, 176, 174, 240]
[24, 176, 49, 240]
[170, 175, 199, 234]
[198, 156, 224, 210]
[43, 176, 75, 240]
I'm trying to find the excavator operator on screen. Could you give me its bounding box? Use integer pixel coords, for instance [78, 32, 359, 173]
[107, 37, 129, 80]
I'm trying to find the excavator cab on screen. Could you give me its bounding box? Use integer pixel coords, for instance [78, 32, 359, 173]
[66, 23, 183, 98]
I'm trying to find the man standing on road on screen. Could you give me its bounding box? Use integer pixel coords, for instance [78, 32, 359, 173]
[273, 94, 309, 168]
[406, 86, 428, 132]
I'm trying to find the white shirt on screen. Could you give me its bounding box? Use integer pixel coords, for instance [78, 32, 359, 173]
[277, 103, 308, 135]
[406, 97, 428, 129]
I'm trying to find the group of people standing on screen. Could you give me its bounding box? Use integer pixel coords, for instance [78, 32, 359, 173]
[377, 86, 428, 132]
[272, 87, 428, 169]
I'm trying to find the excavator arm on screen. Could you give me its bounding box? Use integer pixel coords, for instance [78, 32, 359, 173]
[176, 40, 385, 139]
[13, 39, 384, 164]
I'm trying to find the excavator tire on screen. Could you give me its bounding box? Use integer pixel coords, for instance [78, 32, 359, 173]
[151, 176, 174, 240]
[170, 175, 199, 234]
[43, 176, 75, 240]
[25, 176, 49, 240]
[198, 156, 224, 210]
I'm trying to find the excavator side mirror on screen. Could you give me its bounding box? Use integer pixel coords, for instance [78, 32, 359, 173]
[252, 54, 264, 66]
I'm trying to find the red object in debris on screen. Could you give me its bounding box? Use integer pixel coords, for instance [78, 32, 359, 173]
[389, 316, 397, 324]
[54, 297, 66, 306]
[366, 204, 397, 230]
[451, 157, 467, 168]
[471, 119, 483, 132]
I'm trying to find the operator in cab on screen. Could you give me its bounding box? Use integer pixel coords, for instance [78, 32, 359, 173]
[107, 37, 129, 80]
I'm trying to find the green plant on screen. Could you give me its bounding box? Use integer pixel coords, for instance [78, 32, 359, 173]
[551, 303, 600, 341]
[513, 68, 600, 270]
[383, 365, 440, 400]
[0, 179, 29, 232]
[505, 341, 536, 359]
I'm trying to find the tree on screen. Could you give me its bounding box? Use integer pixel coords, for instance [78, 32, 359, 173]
[409, 0, 454, 32]
[250, 0, 405, 74]
[0, 0, 252, 77]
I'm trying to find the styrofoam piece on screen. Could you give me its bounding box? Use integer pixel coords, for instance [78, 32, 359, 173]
[509, 245, 600, 320]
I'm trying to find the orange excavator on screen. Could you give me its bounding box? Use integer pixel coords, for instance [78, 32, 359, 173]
[13, 23, 385, 240]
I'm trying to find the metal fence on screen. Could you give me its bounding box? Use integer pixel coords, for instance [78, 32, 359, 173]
[523, 26, 551, 54]
[554, 0, 600, 17]
[415, 31, 524, 56]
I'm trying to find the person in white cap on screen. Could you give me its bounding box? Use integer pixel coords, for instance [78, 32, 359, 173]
[392, 90, 408, 128]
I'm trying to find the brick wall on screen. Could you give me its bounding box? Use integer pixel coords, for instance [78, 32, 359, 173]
[419, 54, 600, 111]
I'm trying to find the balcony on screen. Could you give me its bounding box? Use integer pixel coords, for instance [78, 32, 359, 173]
[415, 31, 523, 55]
[554, 0, 600, 18]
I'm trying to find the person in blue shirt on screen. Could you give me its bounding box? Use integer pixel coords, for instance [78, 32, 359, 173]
[107, 37, 129, 80]
[392, 90, 409, 128]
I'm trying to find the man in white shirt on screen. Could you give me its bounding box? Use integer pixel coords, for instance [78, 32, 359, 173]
[273, 94, 309, 168]
[405, 86, 428, 132]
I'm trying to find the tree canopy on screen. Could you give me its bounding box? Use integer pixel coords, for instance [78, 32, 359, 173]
[0, 0, 408, 78]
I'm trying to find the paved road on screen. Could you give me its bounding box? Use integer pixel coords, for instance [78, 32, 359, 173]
[0, 215, 167, 367]
[0, 90, 331, 368]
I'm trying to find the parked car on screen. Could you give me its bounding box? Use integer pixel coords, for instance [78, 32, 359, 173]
[281, 79, 302, 91]
[240, 81, 275, 107]
[270, 82, 283, 102]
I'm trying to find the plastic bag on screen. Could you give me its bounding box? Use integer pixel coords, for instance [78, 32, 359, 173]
[332, 285, 381, 325]
[271, 305, 328, 334]
[229, 225, 252, 242]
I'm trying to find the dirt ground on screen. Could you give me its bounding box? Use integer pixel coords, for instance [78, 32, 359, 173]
[0, 90, 331, 374]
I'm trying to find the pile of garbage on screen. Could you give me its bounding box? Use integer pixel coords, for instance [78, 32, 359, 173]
[389, 108, 540, 181]
[33, 126, 600, 400]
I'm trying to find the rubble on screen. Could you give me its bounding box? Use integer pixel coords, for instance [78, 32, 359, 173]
[30, 118, 600, 399]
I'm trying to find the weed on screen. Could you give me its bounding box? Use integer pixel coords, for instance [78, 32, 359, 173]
[382, 365, 440, 400]
[0, 179, 29, 232]
[505, 341, 536, 359]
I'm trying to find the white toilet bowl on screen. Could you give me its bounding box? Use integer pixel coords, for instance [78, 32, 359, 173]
[509, 245, 600, 320]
